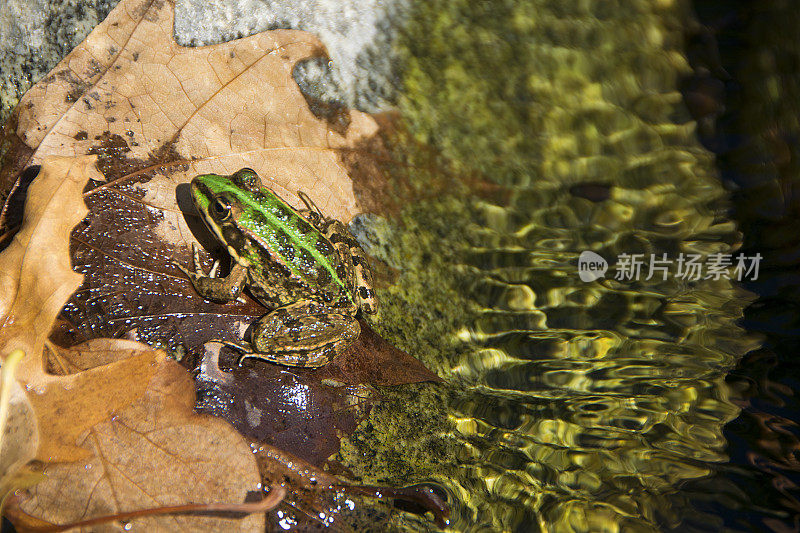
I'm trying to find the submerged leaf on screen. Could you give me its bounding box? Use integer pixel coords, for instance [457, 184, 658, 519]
[195, 342, 364, 467]
[318, 320, 443, 386]
[193, 320, 440, 466]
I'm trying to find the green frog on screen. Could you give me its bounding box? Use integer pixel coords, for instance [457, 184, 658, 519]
[177, 168, 377, 367]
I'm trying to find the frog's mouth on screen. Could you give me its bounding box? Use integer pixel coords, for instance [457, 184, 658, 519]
[189, 179, 225, 242]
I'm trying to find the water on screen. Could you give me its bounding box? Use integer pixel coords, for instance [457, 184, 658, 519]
[336, 1, 800, 531]
[676, 2, 800, 530]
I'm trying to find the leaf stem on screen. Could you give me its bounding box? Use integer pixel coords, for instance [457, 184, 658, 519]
[19, 485, 287, 532]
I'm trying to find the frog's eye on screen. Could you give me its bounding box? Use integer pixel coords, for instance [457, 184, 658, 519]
[211, 196, 232, 220]
[234, 168, 259, 191]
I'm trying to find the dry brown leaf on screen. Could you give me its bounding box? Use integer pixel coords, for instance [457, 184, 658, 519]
[14, 0, 377, 223]
[33, 341, 164, 462]
[0, 157, 93, 380]
[0, 157, 162, 462]
[10, 359, 263, 532]
[0, 372, 39, 506]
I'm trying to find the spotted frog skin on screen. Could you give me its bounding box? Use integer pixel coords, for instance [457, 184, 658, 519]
[178, 168, 377, 367]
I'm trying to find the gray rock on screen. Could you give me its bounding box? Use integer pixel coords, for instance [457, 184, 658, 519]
[174, 0, 406, 112]
[0, 0, 404, 125]
[0, 0, 118, 124]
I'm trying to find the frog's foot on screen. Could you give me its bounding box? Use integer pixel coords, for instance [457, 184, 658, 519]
[236, 350, 272, 367]
[232, 347, 328, 368]
[206, 338, 258, 365]
[178, 250, 248, 302]
[296, 191, 334, 231]
[237, 348, 342, 368]
[297, 190, 326, 221]
[175, 243, 220, 280]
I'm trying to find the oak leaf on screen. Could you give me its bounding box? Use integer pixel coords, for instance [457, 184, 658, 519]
[0, 157, 92, 380]
[10, 356, 263, 532]
[14, 0, 376, 221]
[0, 156, 163, 463]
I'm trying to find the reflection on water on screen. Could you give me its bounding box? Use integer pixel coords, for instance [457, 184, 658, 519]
[679, 2, 800, 530]
[448, 185, 758, 529]
[347, 0, 776, 531]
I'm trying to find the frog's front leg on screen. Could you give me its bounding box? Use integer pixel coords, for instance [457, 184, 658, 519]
[176, 243, 248, 302]
[242, 301, 360, 368]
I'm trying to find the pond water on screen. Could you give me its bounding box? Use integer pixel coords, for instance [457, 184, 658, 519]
[336, 1, 800, 531]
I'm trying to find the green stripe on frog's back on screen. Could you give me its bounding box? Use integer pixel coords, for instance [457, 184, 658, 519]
[195, 174, 352, 302]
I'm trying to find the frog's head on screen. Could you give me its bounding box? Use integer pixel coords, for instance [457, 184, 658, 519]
[189, 168, 262, 243]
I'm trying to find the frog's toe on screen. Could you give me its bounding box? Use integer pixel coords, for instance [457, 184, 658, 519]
[174, 262, 194, 279]
[189, 243, 207, 275]
[235, 350, 260, 366]
[209, 259, 221, 278]
[208, 339, 257, 364]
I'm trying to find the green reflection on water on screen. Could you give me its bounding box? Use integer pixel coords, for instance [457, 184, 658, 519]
[340, 1, 761, 531]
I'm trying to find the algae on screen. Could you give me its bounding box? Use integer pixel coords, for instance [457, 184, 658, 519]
[338, 0, 761, 531]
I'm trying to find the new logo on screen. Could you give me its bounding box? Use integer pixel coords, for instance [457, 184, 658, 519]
[578, 251, 608, 282]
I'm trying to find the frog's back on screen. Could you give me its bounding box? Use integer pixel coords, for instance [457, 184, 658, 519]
[239, 188, 353, 305]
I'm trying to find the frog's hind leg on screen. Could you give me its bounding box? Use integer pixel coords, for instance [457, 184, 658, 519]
[324, 220, 378, 316]
[242, 301, 361, 367]
[347, 242, 377, 315]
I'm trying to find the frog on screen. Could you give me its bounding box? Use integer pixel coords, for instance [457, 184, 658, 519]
[176, 168, 377, 367]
